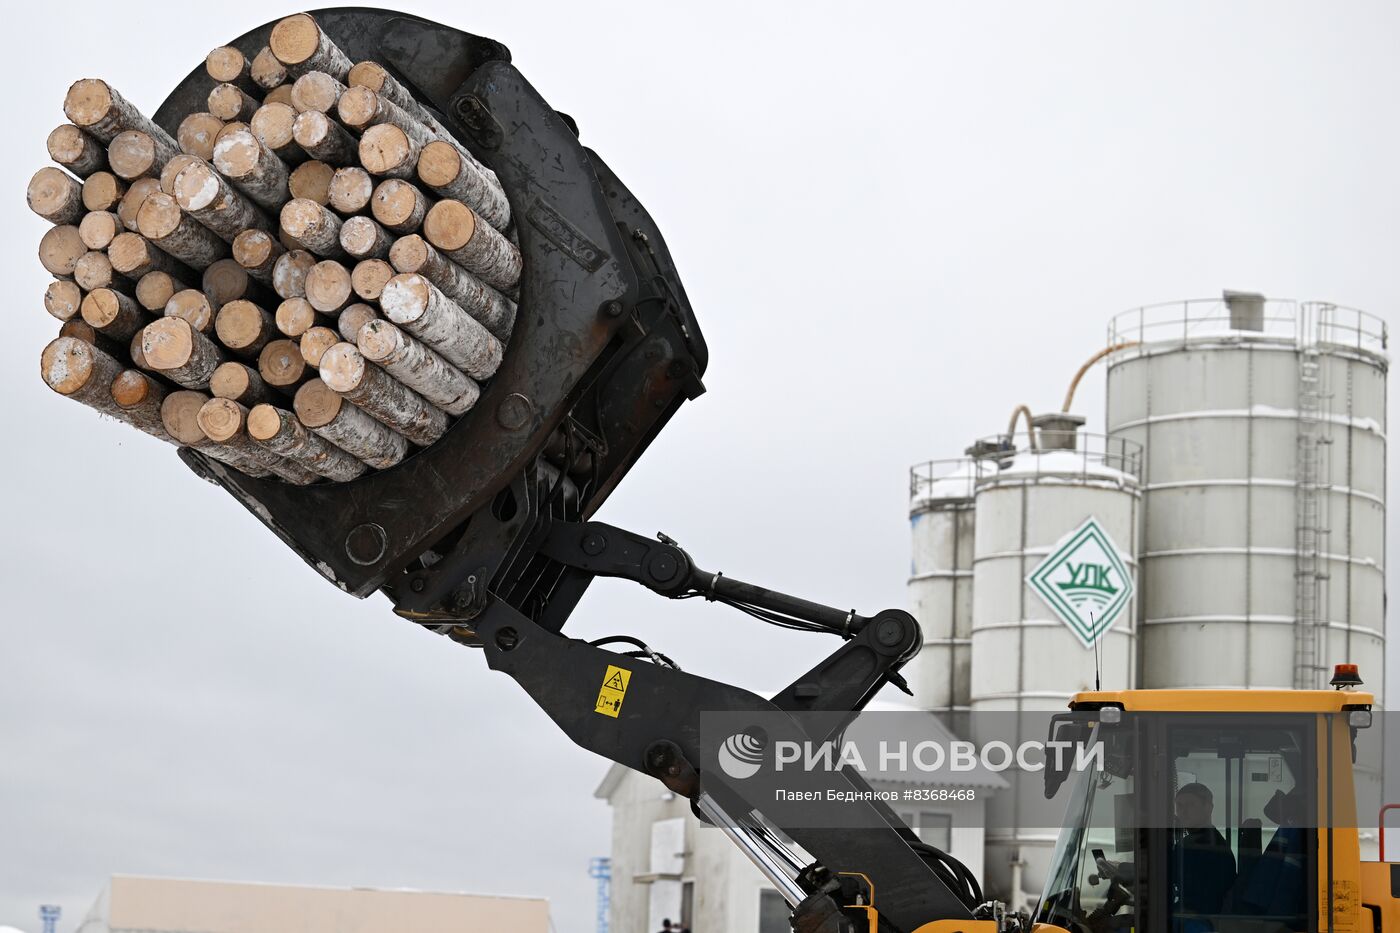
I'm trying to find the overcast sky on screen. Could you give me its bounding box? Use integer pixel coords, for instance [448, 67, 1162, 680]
[2, 1, 1397, 931]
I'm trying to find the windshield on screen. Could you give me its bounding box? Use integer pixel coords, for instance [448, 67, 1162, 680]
[1034, 722, 1137, 933]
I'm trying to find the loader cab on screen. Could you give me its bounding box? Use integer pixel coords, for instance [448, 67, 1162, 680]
[1032, 687, 1375, 933]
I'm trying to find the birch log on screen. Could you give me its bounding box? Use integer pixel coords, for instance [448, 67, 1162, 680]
[294, 110, 357, 164]
[340, 216, 392, 260]
[27, 167, 85, 223]
[370, 178, 428, 234]
[78, 211, 122, 250]
[281, 198, 343, 257]
[304, 260, 353, 313]
[271, 249, 316, 299]
[210, 361, 277, 406]
[39, 225, 86, 278]
[337, 303, 379, 343]
[159, 390, 270, 475]
[82, 170, 126, 212]
[115, 177, 158, 230]
[208, 83, 260, 123]
[232, 229, 285, 283]
[41, 336, 164, 438]
[379, 272, 503, 379]
[197, 397, 318, 484]
[64, 79, 179, 149]
[422, 199, 522, 292]
[47, 124, 107, 178]
[358, 318, 479, 415]
[247, 403, 366, 481]
[110, 232, 191, 280]
[298, 326, 340, 367]
[60, 319, 122, 357]
[80, 287, 148, 341]
[388, 234, 515, 341]
[163, 289, 215, 334]
[177, 112, 226, 160]
[294, 378, 408, 468]
[250, 102, 306, 164]
[251, 47, 288, 91]
[141, 317, 225, 388]
[136, 271, 190, 313]
[328, 166, 373, 214]
[290, 71, 346, 114]
[269, 13, 353, 81]
[205, 46, 256, 92]
[108, 129, 180, 181]
[350, 260, 393, 301]
[174, 160, 270, 241]
[109, 369, 170, 439]
[44, 280, 84, 322]
[319, 342, 447, 445]
[258, 338, 307, 390]
[417, 139, 511, 232]
[158, 154, 200, 196]
[215, 300, 277, 357]
[358, 123, 420, 180]
[213, 127, 290, 211]
[137, 192, 229, 268]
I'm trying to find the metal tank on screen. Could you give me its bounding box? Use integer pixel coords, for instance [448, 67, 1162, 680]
[1104, 296, 1388, 700]
[906, 458, 985, 712]
[968, 425, 1141, 906]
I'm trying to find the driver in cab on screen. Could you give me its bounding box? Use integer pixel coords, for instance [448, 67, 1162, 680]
[1172, 782, 1236, 925]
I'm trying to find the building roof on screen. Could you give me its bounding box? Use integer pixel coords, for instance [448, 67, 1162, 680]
[75, 875, 550, 933]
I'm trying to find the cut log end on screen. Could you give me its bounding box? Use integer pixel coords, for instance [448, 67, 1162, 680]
[359, 124, 414, 175]
[423, 199, 477, 252]
[351, 259, 394, 300]
[304, 259, 353, 313]
[39, 225, 86, 277]
[289, 160, 335, 204]
[293, 377, 342, 427]
[28, 166, 84, 223]
[299, 326, 340, 367]
[82, 171, 127, 212]
[417, 140, 463, 188]
[205, 46, 248, 84]
[44, 280, 85, 321]
[196, 396, 245, 442]
[160, 390, 210, 444]
[259, 338, 306, 387]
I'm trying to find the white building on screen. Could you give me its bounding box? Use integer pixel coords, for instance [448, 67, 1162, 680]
[595, 703, 1003, 933]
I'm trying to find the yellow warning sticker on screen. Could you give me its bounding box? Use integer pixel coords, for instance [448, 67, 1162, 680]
[595, 664, 632, 718]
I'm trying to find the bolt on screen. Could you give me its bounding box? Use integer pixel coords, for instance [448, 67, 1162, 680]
[495, 627, 519, 651]
[581, 533, 607, 556]
[410, 578, 426, 593]
[648, 552, 678, 583]
[603, 300, 624, 318]
[875, 617, 904, 647]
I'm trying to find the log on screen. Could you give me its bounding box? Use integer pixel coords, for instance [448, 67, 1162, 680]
[80, 287, 147, 341]
[78, 211, 122, 250]
[289, 160, 335, 204]
[336, 85, 422, 136]
[208, 83, 260, 123]
[290, 71, 346, 114]
[358, 123, 420, 180]
[41, 336, 166, 438]
[109, 231, 191, 280]
[340, 215, 392, 260]
[215, 299, 277, 356]
[232, 229, 284, 283]
[281, 199, 344, 258]
[299, 326, 340, 367]
[141, 316, 225, 389]
[60, 318, 123, 357]
[203, 258, 266, 308]
[27, 167, 85, 223]
[378, 272, 503, 379]
[358, 318, 479, 415]
[197, 397, 318, 484]
[137, 191, 229, 268]
[163, 288, 215, 334]
[159, 389, 272, 475]
[63, 79, 178, 148]
[47, 124, 106, 178]
[337, 303, 379, 342]
[269, 13, 353, 81]
[370, 178, 428, 234]
[347, 61, 450, 137]
[110, 368, 170, 438]
[319, 342, 448, 445]
[422, 199, 521, 293]
[129, 330, 150, 370]
[250, 47, 288, 91]
[271, 249, 316, 299]
[174, 160, 270, 241]
[82, 171, 127, 212]
[205, 46, 255, 91]
[73, 250, 127, 292]
[136, 271, 190, 313]
[258, 338, 307, 389]
[176, 112, 226, 160]
[107, 129, 180, 181]
[274, 297, 320, 337]
[247, 403, 366, 481]
[293, 110, 358, 164]
[212, 126, 290, 211]
[44, 280, 84, 322]
[210, 361, 276, 406]
[328, 166, 373, 214]
[265, 85, 295, 108]
[250, 102, 306, 164]
[350, 259, 393, 301]
[303, 259, 353, 313]
[39, 224, 86, 277]
[417, 139, 511, 232]
[115, 177, 159, 230]
[388, 234, 515, 341]
[159, 154, 200, 196]
[294, 378, 408, 468]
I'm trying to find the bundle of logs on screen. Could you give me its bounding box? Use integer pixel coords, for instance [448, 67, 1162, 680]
[32, 12, 518, 484]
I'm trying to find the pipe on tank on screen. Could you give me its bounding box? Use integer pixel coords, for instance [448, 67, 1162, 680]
[1061, 341, 1139, 413]
[1006, 404, 1039, 450]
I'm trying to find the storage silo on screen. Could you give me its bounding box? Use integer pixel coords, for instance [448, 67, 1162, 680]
[906, 458, 985, 712]
[1105, 296, 1388, 699]
[968, 423, 1141, 905]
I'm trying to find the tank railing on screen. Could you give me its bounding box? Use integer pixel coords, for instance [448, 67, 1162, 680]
[1107, 298, 1387, 357]
[910, 433, 1143, 504]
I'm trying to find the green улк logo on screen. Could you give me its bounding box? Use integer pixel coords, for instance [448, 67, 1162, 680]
[1026, 517, 1134, 648]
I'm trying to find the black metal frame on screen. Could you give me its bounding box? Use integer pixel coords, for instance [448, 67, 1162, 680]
[149, 10, 977, 931]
